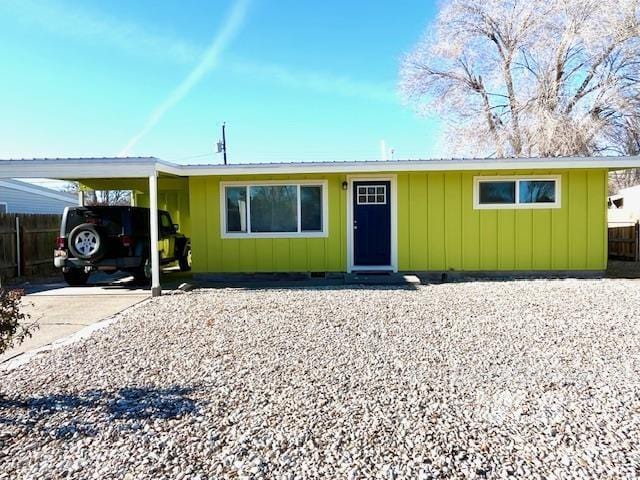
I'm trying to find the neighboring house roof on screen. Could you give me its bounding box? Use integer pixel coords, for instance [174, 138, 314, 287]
[0, 155, 639, 180]
[617, 184, 640, 195]
[0, 178, 77, 203]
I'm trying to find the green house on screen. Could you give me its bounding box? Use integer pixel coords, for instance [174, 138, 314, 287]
[1, 156, 638, 294]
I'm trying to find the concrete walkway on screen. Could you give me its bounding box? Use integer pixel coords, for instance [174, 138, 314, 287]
[0, 282, 149, 364]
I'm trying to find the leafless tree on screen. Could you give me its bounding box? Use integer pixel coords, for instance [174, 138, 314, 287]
[610, 169, 640, 193]
[400, 0, 640, 160]
[64, 182, 131, 206]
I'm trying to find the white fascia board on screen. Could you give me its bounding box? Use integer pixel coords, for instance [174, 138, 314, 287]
[2, 155, 640, 180]
[155, 160, 187, 176]
[0, 158, 158, 179]
[177, 155, 640, 176]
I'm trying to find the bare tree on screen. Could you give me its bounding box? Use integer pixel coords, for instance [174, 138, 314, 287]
[64, 182, 132, 206]
[610, 169, 640, 193]
[400, 0, 640, 159]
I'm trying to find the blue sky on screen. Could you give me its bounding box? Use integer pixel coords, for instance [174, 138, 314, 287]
[0, 0, 442, 165]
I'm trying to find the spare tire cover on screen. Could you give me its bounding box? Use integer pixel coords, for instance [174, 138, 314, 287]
[68, 223, 105, 260]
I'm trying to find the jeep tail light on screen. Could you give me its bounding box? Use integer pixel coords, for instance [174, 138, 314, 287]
[121, 235, 134, 248]
[56, 237, 66, 249]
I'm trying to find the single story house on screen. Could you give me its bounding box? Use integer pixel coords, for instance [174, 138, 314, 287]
[1, 155, 639, 295]
[0, 178, 77, 214]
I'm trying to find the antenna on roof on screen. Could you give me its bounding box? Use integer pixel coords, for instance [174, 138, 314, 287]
[380, 140, 395, 161]
[216, 122, 228, 165]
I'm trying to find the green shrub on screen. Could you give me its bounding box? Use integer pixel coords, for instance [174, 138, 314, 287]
[0, 288, 37, 355]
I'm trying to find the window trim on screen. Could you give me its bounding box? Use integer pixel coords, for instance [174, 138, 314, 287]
[0, 202, 7, 214]
[356, 185, 387, 205]
[220, 180, 329, 238]
[473, 175, 561, 210]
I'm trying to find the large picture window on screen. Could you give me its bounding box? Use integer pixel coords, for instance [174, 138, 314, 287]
[474, 176, 561, 209]
[221, 181, 328, 237]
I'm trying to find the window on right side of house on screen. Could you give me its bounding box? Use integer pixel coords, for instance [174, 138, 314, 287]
[476, 177, 559, 208]
[478, 181, 516, 204]
[519, 180, 556, 204]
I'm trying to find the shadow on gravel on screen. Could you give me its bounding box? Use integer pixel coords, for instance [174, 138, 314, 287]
[109, 387, 198, 420]
[0, 386, 199, 438]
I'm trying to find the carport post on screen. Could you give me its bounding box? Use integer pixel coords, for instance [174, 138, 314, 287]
[149, 173, 161, 297]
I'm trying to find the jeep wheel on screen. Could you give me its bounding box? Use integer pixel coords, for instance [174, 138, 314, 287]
[68, 224, 105, 260]
[179, 247, 192, 272]
[133, 257, 151, 285]
[63, 268, 90, 286]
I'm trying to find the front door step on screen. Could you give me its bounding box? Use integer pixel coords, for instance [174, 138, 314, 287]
[345, 273, 420, 286]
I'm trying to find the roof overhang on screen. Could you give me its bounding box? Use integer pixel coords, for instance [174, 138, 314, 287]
[1, 155, 639, 180]
[0, 157, 163, 179]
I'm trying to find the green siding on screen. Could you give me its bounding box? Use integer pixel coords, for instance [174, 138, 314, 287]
[188, 169, 608, 273]
[444, 172, 462, 269]
[189, 174, 347, 273]
[398, 169, 607, 271]
[460, 173, 480, 270]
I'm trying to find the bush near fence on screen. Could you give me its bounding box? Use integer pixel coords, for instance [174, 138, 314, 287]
[0, 213, 60, 284]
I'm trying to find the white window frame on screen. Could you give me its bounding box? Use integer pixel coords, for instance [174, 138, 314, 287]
[0, 202, 7, 214]
[473, 175, 562, 210]
[220, 180, 329, 238]
[356, 185, 387, 205]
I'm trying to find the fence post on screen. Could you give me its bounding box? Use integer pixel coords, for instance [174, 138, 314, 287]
[636, 221, 640, 262]
[15, 215, 21, 277]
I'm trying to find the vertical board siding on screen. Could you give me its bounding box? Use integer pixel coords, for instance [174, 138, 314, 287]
[397, 169, 607, 272]
[497, 210, 515, 269]
[189, 169, 607, 273]
[427, 173, 446, 270]
[408, 174, 428, 268]
[514, 211, 533, 269]
[188, 177, 208, 273]
[532, 210, 552, 269]
[587, 170, 606, 269]
[460, 173, 480, 270]
[189, 174, 347, 273]
[568, 171, 589, 269]
[397, 174, 411, 269]
[444, 173, 462, 269]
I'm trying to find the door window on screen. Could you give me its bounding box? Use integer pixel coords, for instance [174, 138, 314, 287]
[356, 185, 386, 205]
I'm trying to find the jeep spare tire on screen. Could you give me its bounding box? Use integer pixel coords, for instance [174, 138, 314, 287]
[68, 223, 105, 260]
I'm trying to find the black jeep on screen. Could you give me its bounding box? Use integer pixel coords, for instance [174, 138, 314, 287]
[54, 206, 191, 286]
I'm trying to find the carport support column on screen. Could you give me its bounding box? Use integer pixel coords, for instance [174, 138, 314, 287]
[149, 173, 161, 297]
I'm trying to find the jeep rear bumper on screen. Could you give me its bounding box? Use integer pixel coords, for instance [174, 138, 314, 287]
[55, 256, 143, 270]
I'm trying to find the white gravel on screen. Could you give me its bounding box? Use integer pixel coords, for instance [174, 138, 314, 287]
[1, 279, 640, 479]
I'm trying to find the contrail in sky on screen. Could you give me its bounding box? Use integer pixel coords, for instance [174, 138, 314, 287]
[119, 0, 250, 156]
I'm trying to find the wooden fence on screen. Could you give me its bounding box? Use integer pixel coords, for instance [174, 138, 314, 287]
[608, 222, 640, 261]
[0, 213, 61, 284]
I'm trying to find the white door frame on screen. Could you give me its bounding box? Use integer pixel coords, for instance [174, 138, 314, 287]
[346, 175, 398, 273]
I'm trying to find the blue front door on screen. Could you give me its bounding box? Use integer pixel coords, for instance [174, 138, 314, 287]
[353, 181, 391, 266]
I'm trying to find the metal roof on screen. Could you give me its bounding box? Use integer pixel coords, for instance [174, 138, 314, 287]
[0, 178, 77, 203]
[0, 155, 639, 179]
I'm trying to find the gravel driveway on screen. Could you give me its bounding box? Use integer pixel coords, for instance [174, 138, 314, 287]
[1, 280, 640, 479]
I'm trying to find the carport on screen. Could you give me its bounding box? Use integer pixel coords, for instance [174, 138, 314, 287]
[0, 157, 185, 296]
